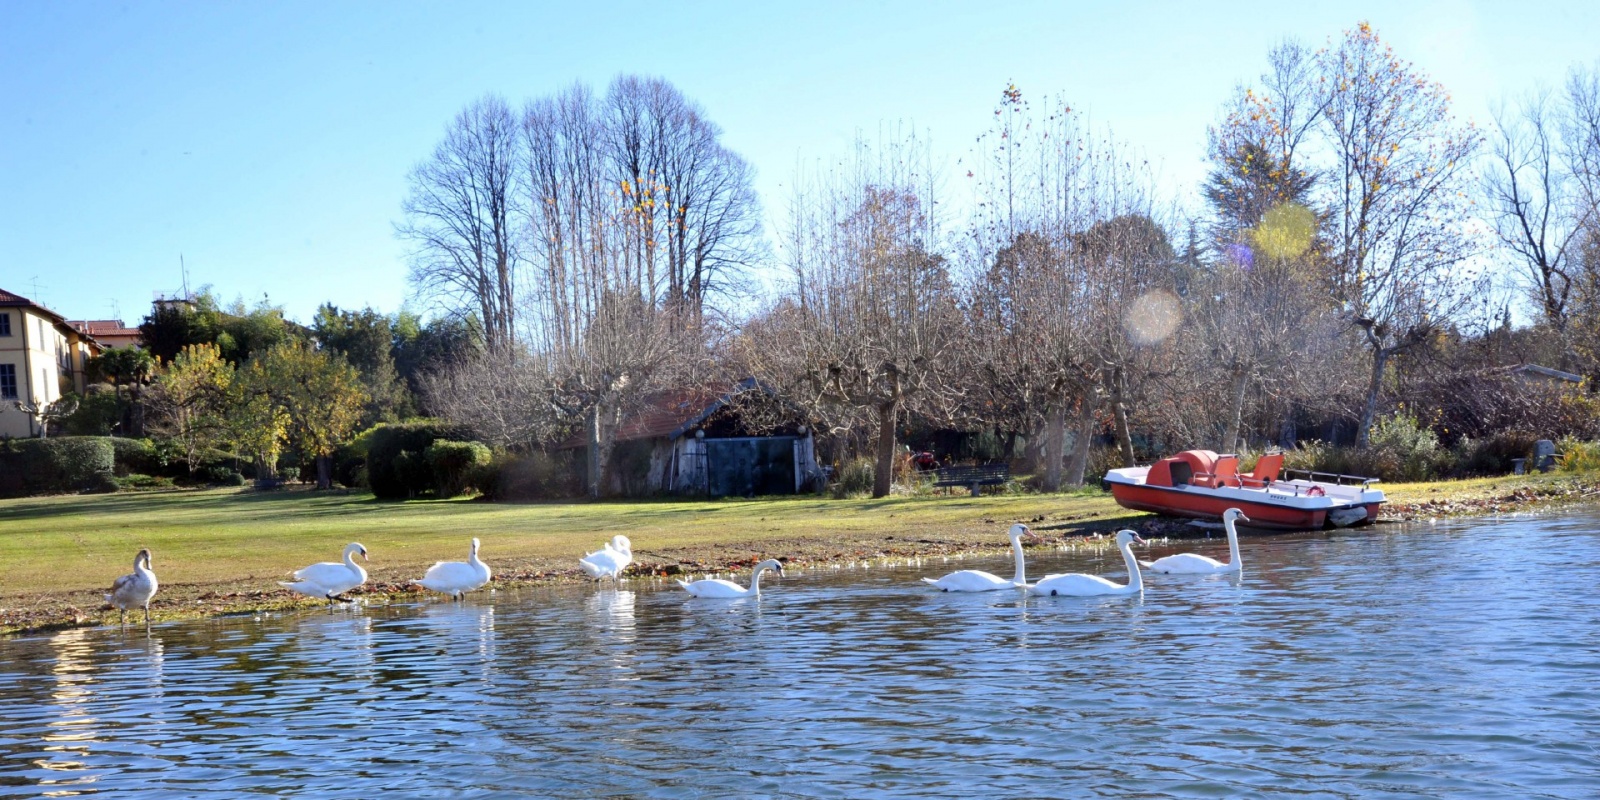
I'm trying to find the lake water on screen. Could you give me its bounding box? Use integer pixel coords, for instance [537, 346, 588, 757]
[3, 511, 1600, 798]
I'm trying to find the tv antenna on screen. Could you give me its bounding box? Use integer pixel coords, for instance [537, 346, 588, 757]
[180, 254, 191, 300]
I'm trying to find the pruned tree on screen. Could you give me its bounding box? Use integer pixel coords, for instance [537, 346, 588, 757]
[746, 132, 958, 498]
[400, 94, 522, 354]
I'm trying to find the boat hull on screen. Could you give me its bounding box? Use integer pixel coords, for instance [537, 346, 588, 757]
[1107, 482, 1380, 531]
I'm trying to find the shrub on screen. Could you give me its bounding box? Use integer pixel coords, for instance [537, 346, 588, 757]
[279, 466, 301, 484]
[830, 457, 876, 499]
[200, 465, 245, 486]
[425, 440, 492, 498]
[1555, 437, 1600, 473]
[114, 473, 175, 491]
[111, 437, 162, 477]
[1084, 447, 1125, 487]
[1452, 431, 1538, 476]
[61, 390, 122, 436]
[1368, 411, 1447, 482]
[475, 450, 582, 500]
[364, 421, 473, 499]
[0, 436, 116, 495]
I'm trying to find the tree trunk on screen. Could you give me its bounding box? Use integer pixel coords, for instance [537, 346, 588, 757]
[587, 405, 603, 498]
[1221, 366, 1248, 453]
[1110, 369, 1136, 467]
[1065, 395, 1097, 486]
[316, 454, 333, 490]
[1357, 348, 1390, 447]
[1042, 402, 1066, 492]
[872, 399, 898, 499]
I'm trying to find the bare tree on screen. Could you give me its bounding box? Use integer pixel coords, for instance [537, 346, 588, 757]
[747, 132, 958, 498]
[1317, 23, 1483, 445]
[400, 95, 522, 353]
[1482, 91, 1586, 338]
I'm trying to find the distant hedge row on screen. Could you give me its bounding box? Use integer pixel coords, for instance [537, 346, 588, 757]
[0, 436, 117, 497]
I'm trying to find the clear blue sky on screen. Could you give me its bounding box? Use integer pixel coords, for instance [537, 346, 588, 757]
[3, 0, 1597, 325]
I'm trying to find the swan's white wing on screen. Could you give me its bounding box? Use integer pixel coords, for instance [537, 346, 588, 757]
[1144, 553, 1227, 574]
[1028, 573, 1130, 597]
[292, 561, 350, 584]
[681, 578, 747, 598]
[579, 548, 630, 577]
[924, 570, 1011, 592]
[416, 561, 490, 592]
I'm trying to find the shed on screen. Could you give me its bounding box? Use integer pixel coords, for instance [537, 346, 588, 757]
[582, 380, 821, 498]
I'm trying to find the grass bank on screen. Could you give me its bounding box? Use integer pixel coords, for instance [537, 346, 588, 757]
[3, 470, 1597, 635]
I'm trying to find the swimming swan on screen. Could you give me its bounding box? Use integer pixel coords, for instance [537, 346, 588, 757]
[413, 537, 492, 599]
[107, 548, 158, 626]
[579, 535, 632, 582]
[922, 523, 1034, 591]
[1025, 530, 1146, 597]
[1140, 508, 1248, 574]
[677, 559, 785, 598]
[280, 542, 369, 603]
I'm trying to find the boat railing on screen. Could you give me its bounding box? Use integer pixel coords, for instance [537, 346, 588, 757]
[1280, 468, 1381, 487]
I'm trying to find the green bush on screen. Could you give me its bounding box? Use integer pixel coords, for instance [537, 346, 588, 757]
[474, 450, 582, 500]
[61, 390, 122, 436]
[279, 466, 301, 484]
[425, 439, 492, 498]
[365, 421, 474, 499]
[200, 465, 245, 486]
[831, 457, 876, 499]
[114, 473, 175, 491]
[111, 437, 162, 477]
[1452, 431, 1538, 476]
[0, 436, 116, 496]
[1556, 437, 1600, 473]
[1368, 411, 1449, 482]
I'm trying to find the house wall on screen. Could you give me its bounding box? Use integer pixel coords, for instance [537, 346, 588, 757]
[0, 307, 98, 438]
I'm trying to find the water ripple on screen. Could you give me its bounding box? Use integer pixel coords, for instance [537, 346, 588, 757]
[3, 512, 1600, 797]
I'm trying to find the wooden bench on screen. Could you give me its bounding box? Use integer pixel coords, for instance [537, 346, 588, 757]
[932, 463, 1011, 496]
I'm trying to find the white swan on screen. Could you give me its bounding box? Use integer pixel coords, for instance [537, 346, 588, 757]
[280, 542, 369, 603]
[106, 548, 158, 625]
[677, 559, 785, 598]
[1025, 530, 1146, 597]
[579, 535, 632, 582]
[922, 523, 1034, 591]
[412, 537, 492, 599]
[1140, 508, 1248, 574]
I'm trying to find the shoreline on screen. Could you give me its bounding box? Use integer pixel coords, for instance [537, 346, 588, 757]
[4, 472, 1598, 637]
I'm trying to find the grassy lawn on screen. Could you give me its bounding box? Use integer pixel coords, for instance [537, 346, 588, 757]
[1, 470, 1594, 634]
[0, 486, 1134, 611]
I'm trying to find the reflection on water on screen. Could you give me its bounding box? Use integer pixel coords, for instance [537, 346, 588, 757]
[4, 513, 1600, 797]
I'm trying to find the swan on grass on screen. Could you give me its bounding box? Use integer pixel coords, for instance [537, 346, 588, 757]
[677, 559, 785, 599]
[1140, 508, 1248, 574]
[922, 523, 1034, 592]
[106, 548, 158, 626]
[413, 537, 492, 599]
[1025, 530, 1146, 597]
[579, 535, 632, 582]
[280, 542, 368, 603]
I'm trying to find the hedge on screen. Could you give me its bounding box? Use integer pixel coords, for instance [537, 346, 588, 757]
[425, 440, 492, 498]
[365, 421, 474, 499]
[0, 436, 117, 496]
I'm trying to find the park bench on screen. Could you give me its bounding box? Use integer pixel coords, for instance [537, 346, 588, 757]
[932, 463, 1011, 496]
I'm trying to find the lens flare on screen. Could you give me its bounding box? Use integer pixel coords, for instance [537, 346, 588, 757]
[1250, 203, 1316, 260]
[1123, 289, 1182, 346]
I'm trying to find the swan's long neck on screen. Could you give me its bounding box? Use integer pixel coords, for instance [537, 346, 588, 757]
[1120, 540, 1143, 592]
[136, 553, 153, 578]
[344, 548, 366, 579]
[1009, 536, 1027, 584]
[748, 564, 772, 593]
[1225, 518, 1242, 568]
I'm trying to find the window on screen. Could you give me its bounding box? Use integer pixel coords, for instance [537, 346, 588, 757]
[0, 364, 16, 400]
[0, 312, 9, 336]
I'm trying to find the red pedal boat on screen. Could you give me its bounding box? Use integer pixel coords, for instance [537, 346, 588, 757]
[1103, 450, 1384, 530]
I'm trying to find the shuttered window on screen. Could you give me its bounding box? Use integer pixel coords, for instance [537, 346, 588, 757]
[0, 364, 16, 399]
[0, 313, 10, 336]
